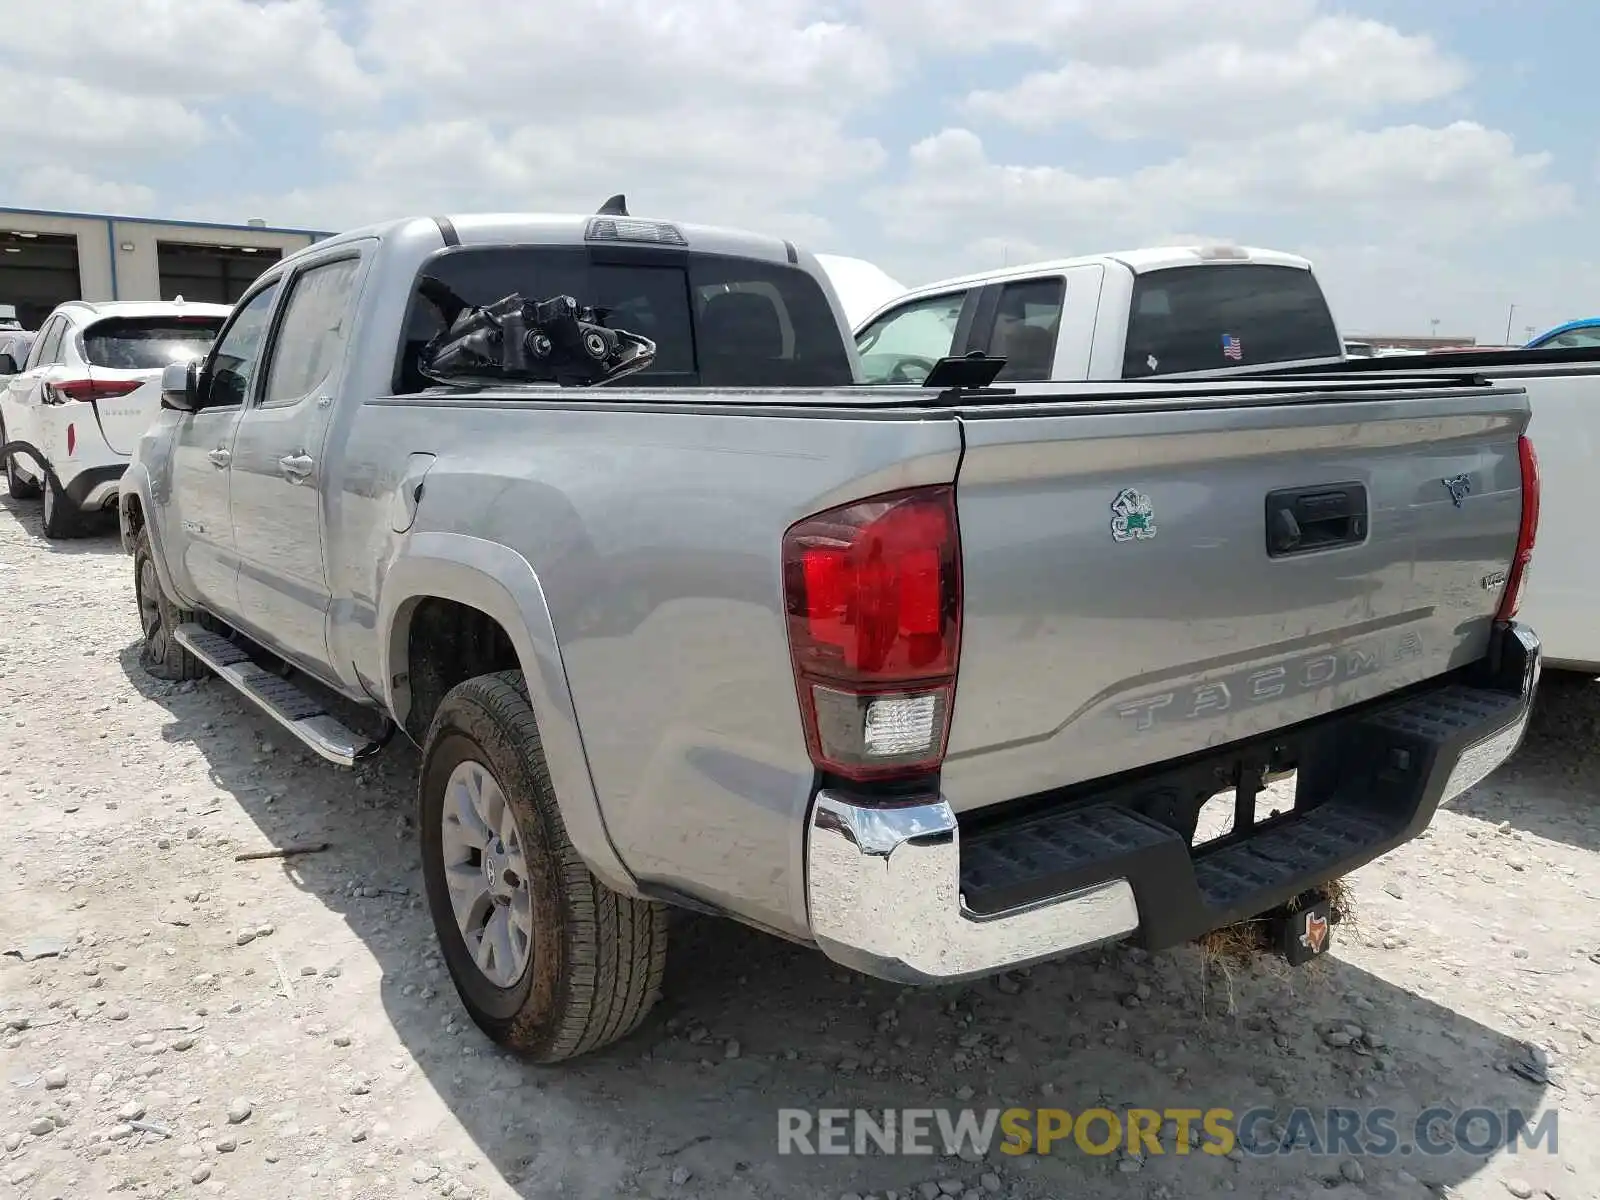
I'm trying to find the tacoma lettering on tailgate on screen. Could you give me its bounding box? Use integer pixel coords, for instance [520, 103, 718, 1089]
[1114, 632, 1424, 731]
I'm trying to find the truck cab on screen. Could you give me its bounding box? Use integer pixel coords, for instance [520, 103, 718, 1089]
[853, 244, 1347, 385]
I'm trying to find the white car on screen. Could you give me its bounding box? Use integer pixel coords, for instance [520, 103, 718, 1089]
[0, 299, 230, 538]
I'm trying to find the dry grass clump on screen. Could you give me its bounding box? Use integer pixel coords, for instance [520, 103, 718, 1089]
[1197, 876, 1356, 965]
[1194, 878, 1357, 1013]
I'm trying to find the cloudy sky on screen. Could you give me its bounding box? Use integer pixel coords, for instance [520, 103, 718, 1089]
[3, 0, 1589, 342]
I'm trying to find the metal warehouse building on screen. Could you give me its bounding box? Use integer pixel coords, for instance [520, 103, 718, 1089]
[0, 207, 332, 328]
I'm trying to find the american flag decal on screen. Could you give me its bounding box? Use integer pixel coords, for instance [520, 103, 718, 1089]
[1221, 334, 1243, 361]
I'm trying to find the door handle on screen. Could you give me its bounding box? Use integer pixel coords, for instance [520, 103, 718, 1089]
[207, 447, 231, 469]
[279, 453, 314, 482]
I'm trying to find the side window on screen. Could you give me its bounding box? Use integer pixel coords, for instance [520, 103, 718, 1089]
[983, 277, 1065, 382]
[854, 291, 968, 384]
[1548, 328, 1600, 349]
[45, 319, 69, 364]
[27, 318, 64, 369]
[50, 320, 74, 364]
[206, 283, 281, 409]
[260, 257, 362, 408]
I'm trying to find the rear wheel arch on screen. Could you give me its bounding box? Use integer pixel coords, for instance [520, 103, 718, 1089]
[379, 537, 638, 896]
[395, 594, 524, 743]
[380, 558, 543, 739]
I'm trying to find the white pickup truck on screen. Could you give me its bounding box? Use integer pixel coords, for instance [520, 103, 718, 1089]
[852, 244, 1347, 385]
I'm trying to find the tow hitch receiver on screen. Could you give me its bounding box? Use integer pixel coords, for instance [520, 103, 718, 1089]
[1270, 893, 1336, 966]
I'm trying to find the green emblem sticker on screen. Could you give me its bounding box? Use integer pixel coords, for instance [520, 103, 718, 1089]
[1110, 488, 1157, 543]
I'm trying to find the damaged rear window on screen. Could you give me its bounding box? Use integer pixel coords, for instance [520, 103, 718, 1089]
[394, 245, 853, 393]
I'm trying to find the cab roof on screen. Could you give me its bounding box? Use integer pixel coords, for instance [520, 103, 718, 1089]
[277, 211, 804, 271]
[895, 244, 1315, 299]
[1114, 245, 1312, 272]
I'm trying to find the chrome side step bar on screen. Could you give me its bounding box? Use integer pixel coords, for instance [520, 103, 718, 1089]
[172, 623, 380, 767]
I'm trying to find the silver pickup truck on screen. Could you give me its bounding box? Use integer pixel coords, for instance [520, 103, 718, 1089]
[118, 208, 1543, 1064]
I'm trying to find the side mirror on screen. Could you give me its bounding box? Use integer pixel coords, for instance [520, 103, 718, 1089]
[161, 359, 201, 412]
[0, 353, 18, 376]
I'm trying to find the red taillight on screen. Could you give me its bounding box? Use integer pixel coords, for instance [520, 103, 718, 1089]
[66, 423, 75, 457]
[1496, 434, 1540, 622]
[782, 485, 962, 782]
[43, 378, 141, 405]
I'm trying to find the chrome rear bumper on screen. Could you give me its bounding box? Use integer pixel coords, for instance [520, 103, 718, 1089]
[806, 793, 1139, 984]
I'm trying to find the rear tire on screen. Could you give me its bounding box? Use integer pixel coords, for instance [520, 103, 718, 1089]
[134, 528, 205, 681]
[1, 419, 42, 499]
[41, 476, 85, 539]
[419, 670, 668, 1063]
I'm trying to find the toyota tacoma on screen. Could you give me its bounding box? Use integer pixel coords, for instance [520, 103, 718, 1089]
[117, 204, 1542, 1063]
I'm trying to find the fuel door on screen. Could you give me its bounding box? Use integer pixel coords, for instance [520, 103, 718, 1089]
[390, 452, 437, 533]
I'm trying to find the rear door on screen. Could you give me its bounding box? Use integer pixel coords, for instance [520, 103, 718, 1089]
[228, 248, 367, 671]
[965, 269, 1106, 382]
[77, 314, 226, 455]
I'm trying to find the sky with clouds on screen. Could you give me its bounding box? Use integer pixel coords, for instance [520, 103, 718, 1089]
[2, 0, 1590, 343]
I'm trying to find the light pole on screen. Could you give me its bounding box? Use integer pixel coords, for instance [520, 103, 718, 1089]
[1504, 304, 1517, 344]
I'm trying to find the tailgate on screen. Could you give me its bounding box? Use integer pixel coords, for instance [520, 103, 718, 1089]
[80, 314, 223, 456]
[941, 380, 1530, 813]
[86, 371, 163, 456]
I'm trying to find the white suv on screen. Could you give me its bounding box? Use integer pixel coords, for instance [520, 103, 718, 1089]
[1, 299, 230, 538]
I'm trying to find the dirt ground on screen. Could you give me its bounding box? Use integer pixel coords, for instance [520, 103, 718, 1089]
[1, 492, 1597, 1200]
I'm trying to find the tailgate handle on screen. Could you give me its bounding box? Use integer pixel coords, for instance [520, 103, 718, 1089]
[1266, 483, 1368, 557]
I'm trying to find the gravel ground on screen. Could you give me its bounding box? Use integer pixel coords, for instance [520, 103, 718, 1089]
[0, 490, 1597, 1200]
